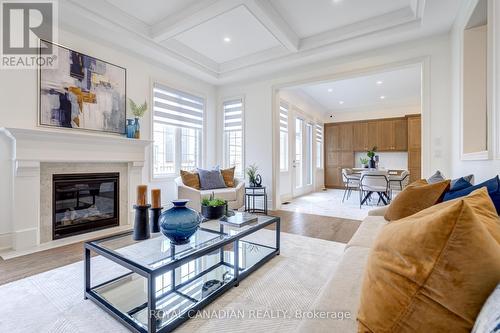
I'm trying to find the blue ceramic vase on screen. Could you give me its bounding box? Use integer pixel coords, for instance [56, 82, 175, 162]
[159, 200, 201, 245]
[126, 119, 135, 138]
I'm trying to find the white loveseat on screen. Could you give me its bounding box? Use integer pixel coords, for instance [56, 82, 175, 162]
[174, 177, 245, 212]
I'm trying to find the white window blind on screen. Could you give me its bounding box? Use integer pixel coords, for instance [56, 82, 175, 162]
[153, 83, 204, 130]
[280, 101, 289, 171]
[152, 83, 204, 178]
[223, 99, 243, 131]
[223, 98, 244, 176]
[315, 124, 323, 143]
[280, 101, 289, 132]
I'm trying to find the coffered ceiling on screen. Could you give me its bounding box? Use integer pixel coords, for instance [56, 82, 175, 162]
[59, 0, 462, 84]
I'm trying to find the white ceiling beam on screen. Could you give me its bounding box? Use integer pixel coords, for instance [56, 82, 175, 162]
[244, 0, 299, 52]
[150, 0, 243, 42]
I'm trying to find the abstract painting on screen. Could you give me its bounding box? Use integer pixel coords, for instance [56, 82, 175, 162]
[39, 40, 126, 134]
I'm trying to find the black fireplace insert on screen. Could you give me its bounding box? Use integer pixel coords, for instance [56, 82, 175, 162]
[53, 173, 119, 240]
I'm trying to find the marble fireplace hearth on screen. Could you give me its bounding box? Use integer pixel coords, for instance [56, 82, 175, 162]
[0, 127, 151, 258]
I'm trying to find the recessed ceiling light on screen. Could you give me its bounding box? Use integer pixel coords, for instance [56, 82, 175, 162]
[223, 37, 231, 43]
[327, 88, 333, 93]
[332, 0, 343, 4]
[376, 80, 383, 85]
[339, 101, 344, 105]
[380, 95, 386, 100]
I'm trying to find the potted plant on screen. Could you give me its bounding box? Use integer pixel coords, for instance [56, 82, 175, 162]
[360, 157, 369, 168]
[367, 146, 377, 169]
[246, 164, 258, 187]
[128, 99, 147, 139]
[201, 193, 227, 219]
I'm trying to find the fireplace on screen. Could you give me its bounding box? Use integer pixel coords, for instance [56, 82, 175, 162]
[53, 173, 119, 240]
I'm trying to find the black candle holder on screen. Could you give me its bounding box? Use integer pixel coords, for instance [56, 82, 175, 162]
[133, 204, 151, 241]
[150, 207, 163, 233]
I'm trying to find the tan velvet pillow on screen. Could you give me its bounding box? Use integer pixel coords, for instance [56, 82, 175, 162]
[384, 179, 450, 221]
[180, 170, 200, 190]
[220, 167, 235, 187]
[358, 188, 500, 333]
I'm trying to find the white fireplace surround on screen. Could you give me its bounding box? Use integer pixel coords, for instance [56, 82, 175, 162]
[0, 127, 150, 257]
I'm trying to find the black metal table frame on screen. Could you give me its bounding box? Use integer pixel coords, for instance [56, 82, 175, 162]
[244, 187, 268, 214]
[84, 217, 280, 333]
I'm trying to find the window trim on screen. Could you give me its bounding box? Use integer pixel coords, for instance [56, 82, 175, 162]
[222, 95, 245, 178]
[150, 78, 207, 181]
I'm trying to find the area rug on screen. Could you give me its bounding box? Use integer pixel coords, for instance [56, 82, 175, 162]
[0, 231, 345, 332]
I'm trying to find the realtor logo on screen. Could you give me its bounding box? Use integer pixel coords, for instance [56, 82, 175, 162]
[1, 0, 58, 69]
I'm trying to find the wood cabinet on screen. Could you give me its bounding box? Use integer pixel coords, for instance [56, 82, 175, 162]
[407, 115, 422, 182]
[375, 118, 408, 151]
[324, 115, 421, 188]
[340, 123, 353, 151]
[324, 123, 354, 188]
[353, 122, 368, 151]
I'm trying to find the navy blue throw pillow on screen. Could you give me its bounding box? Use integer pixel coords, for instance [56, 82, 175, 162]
[443, 176, 499, 202]
[449, 177, 473, 192]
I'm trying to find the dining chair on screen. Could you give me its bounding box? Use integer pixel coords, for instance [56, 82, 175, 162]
[359, 170, 390, 208]
[389, 170, 410, 199]
[342, 168, 360, 203]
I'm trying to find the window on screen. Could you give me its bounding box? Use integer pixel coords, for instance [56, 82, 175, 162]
[223, 99, 244, 176]
[153, 83, 204, 178]
[279, 101, 289, 171]
[315, 124, 323, 168]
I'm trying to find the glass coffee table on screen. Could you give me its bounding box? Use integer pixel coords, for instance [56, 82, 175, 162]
[84, 215, 280, 333]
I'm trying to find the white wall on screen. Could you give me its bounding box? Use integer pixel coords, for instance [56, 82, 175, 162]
[328, 105, 420, 123]
[216, 33, 452, 209]
[450, 0, 500, 183]
[354, 152, 408, 170]
[0, 29, 217, 211]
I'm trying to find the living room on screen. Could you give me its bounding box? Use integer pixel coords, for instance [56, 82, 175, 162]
[0, 0, 499, 332]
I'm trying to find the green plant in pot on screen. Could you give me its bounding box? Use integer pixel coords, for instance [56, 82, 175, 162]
[246, 164, 258, 187]
[360, 157, 369, 168]
[128, 98, 147, 139]
[366, 146, 377, 168]
[201, 193, 227, 220]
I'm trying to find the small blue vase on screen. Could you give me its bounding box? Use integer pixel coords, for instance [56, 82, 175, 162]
[126, 119, 135, 138]
[159, 200, 201, 245]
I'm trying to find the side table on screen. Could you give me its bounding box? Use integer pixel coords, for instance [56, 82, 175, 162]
[245, 186, 268, 214]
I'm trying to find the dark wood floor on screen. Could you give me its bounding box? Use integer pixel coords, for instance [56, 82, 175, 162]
[0, 210, 360, 286]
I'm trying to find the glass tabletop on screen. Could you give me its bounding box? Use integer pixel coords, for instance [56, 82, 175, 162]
[90, 215, 278, 271]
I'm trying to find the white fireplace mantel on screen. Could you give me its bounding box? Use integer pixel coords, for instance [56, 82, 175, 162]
[0, 127, 151, 255]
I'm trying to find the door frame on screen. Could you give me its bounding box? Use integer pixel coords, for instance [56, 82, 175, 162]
[272, 57, 430, 210]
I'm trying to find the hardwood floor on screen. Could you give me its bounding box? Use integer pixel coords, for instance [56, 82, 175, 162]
[0, 211, 360, 286]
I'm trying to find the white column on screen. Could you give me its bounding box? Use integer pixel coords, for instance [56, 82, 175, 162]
[128, 161, 144, 225]
[12, 160, 40, 250]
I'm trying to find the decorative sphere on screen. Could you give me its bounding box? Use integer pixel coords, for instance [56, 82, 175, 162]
[159, 200, 201, 245]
